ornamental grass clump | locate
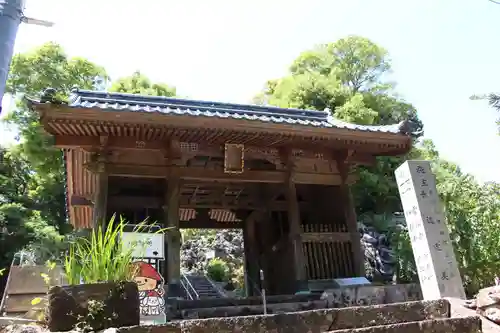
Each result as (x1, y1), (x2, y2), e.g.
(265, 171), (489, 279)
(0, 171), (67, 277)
(64, 214), (167, 285)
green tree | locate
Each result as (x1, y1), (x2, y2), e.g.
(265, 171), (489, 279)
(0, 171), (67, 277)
(0, 146), (66, 269)
(109, 71), (176, 97)
(1, 42), (177, 272)
(256, 35), (423, 215)
(4, 42), (108, 233)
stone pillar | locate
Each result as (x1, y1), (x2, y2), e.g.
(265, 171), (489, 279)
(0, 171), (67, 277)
(164, 171), (182, 298)
(395, 160), (465, 300)
(92, 154), (108, 229)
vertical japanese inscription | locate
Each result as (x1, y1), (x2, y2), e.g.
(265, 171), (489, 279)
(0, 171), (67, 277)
(395, 161), (465, 300)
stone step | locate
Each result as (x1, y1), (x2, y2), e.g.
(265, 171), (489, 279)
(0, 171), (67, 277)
(158, 299), (452, 332)
(327, 316), (481, 333)
(171, 293), (321, 310)
(176, 300), (329, 319)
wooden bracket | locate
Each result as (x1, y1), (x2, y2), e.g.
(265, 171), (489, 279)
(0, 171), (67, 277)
(278, 147), (294, 172)
(166, 138), (182, 158)
(333, 149), (355, 182)
(163, 138), (183, 166)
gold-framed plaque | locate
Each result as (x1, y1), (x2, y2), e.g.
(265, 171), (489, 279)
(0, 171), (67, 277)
(224, 143), (244, 174)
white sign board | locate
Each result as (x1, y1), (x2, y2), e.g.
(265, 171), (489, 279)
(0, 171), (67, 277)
(395, 160), (465, 300)
(122, 232), (165, 259)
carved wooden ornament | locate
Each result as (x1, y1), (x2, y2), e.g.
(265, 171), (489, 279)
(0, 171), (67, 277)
(224, 143), (245, 174)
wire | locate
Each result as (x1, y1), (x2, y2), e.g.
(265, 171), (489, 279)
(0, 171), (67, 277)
(488, 0), (500, 4)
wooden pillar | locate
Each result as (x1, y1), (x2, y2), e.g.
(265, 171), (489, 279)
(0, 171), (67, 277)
(280, 149), (307, 288)
(336, 152), (365, 277)
(92, 154), (108, 229)
(164, 169), (182, 297)
(286, 178), (307, 283)
(243, 215), (257, 297)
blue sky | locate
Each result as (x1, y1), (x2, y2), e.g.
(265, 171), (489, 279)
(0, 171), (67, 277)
(1, 0), (499, 182)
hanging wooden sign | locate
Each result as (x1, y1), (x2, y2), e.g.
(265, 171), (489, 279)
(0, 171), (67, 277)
(224, 143), (244, 174)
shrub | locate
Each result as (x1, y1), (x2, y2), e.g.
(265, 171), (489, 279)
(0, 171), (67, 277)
(206, 258), (230, 282)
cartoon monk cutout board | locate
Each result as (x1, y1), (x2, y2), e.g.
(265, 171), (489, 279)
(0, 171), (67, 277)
(132, 261), (166, 319)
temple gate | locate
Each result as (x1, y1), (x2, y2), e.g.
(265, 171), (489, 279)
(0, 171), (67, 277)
(29, 88), (412, 297)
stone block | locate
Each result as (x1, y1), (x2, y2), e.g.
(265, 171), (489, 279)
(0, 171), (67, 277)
(327, 316), (481, 333)
(385, 283), (422, 303)
(47, 282), (139, 332)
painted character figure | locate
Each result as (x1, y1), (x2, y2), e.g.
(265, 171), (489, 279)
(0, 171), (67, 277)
(132, 261), (166, 316)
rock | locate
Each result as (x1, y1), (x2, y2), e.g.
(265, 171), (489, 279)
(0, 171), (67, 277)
(362, 234), (378, 244)
(360, 215), (408, 283)
(181, 229), (244, 276)
(475, 285), (500, 324)
(0, 325), (45, 333)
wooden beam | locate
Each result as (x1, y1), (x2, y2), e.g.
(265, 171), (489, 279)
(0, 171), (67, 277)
(300, 232), (351, 243)
(105, 194), (310, 211)
(85, 163), (352, 185)
(70, 195), (92, 206)
(55, 135), (168, 151)
(179, 219), (242, 229)
(350, 152), (377, 166)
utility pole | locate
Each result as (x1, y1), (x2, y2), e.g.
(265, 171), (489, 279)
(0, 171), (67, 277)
(0, 0), (53, 113)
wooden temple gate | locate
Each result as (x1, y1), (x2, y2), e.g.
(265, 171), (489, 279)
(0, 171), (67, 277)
(30, 88), (412, 297)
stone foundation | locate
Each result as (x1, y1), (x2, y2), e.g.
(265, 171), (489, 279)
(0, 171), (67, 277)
(0, 299), (484, 333)
(169, 283), (422, 320)
(114, 299), (480, 333)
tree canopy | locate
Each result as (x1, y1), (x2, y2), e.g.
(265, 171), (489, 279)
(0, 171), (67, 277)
(255, 36), (423, 215)
(109, 71), (176, 97)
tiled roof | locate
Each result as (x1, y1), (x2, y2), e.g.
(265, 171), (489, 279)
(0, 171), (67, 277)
(53, 88), (409, 134)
